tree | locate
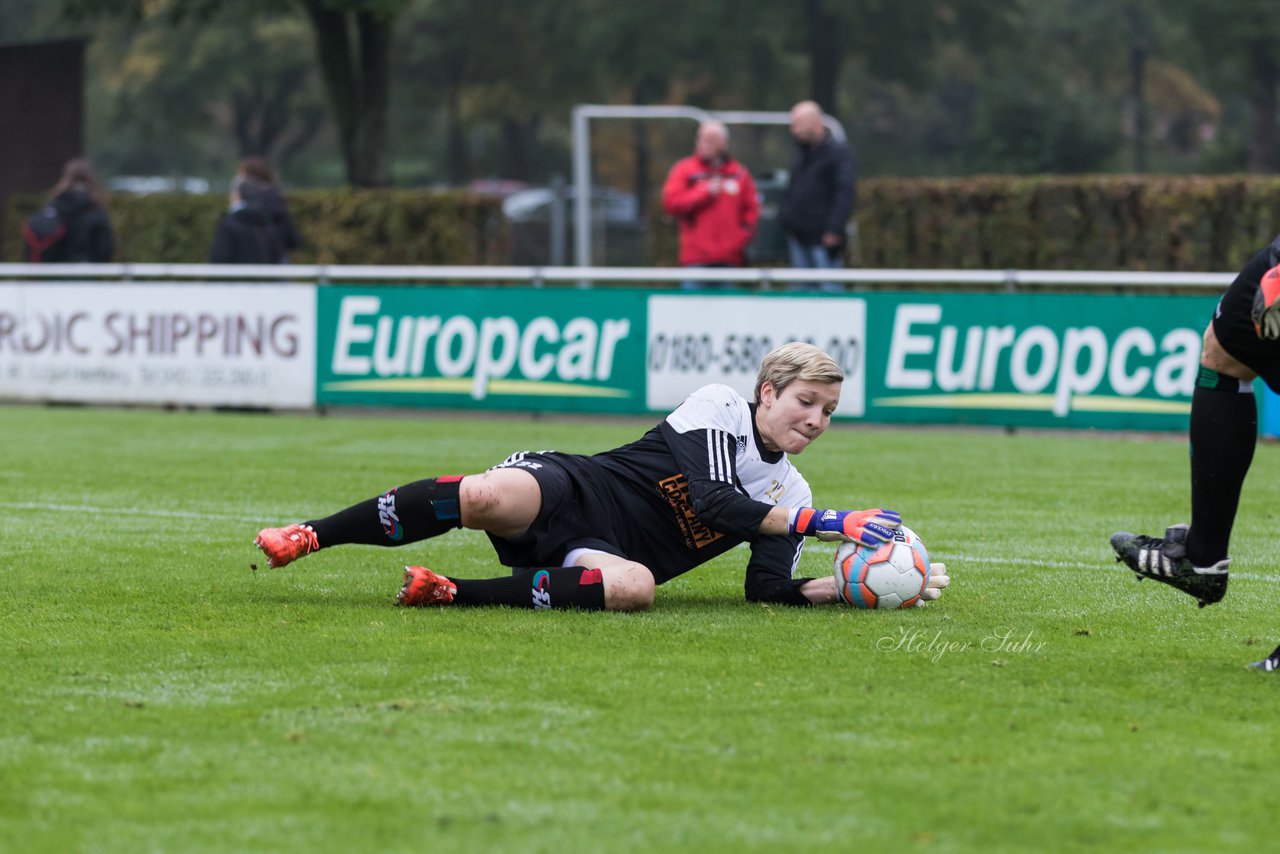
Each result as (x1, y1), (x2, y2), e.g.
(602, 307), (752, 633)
(94, 11), (328, 176)
(63, 0), (406, 186)
(298, 0), (409, 186)
(1166, 0), (1280, 172)
(787, 0), (1010, 122)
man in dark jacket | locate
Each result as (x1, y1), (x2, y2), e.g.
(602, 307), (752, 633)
(209, 176), (285, 264)
(779, 101), (855, 288)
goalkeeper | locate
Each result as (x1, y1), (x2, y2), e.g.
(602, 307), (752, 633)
(1110, 235), (1280, 670)
(255, 342), (948, 612)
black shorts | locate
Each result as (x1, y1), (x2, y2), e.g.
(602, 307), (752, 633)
(1212, 248), (1280, 392)
(485, 451), (622, 569)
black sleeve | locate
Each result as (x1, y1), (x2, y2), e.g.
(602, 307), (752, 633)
(825, 144), (856, 238)
(744, 535), (814, 606)
(659, 420), (773, 540)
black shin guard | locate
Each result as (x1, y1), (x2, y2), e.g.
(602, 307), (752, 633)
(1186, 372), (1257, 566)
(452, 567), (607, 610)
(306, 476), (464, 548)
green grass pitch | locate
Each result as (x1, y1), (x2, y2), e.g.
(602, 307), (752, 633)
(2, 403), (1278, 852)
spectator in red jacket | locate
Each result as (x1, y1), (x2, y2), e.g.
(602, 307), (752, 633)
(662, 121), (759, 289)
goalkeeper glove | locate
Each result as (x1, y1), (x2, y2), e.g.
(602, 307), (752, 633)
(1253, 263), (1280, 340)
(788, 507), (901, 547)
(914, 562), (951, 607)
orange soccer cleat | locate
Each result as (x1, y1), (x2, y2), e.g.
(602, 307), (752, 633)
(396, 565), (457, 607)
(254, 524), (320, 568)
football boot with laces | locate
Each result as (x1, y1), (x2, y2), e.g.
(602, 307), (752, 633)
(1249, 643), (1280, 672)
(396, 565), (457, 607)
(254, 524), (320, 568)
(1109, 524), (1229, 608)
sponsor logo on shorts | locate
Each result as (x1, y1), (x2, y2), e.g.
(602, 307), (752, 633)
(658, 473), (725, 550)
(531, 569), (552, 609)
(378, 488), (403, 541)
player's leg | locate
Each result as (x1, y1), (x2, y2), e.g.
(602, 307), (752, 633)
(784, 234), (812, 269)
(1110, 322), (1252, 606)
(1250, 642), (1280, 671)
(1185, 322), (1258, 567)
(576, 552), (656, 612)
(256, 469), (539, 569)
(457, 467), (543, 538)
(398, 551), (655, 612)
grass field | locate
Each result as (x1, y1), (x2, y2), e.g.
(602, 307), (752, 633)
(2, 402), (1278, 853)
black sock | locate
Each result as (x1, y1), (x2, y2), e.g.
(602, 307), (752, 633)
(452, 566), (607, 610)
(1186, 373), (1257, 566)
(306, 476), (464, 548)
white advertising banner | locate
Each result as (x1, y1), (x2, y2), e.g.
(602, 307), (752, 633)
(645, 295), (866, 417)
(0, 283), (316, 407)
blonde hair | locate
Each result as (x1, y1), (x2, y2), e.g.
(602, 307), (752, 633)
(754, 342), (843, 404)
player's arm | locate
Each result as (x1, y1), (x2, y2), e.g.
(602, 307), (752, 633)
(747, 522), (950, 608)
(743, 535), (835, 605)
(757, 504), (901, 547)
(659, 419), (774, 539)
(661, 385), (899, 543)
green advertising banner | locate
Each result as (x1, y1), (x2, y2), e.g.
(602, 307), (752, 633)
(316, 286), (648, 412)
(315, 286), (1224, 431)
(861, 292), (1221, 431)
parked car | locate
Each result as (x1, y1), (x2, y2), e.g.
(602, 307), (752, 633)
(502, 186), (639, 223)
(107, 175), (210, 195)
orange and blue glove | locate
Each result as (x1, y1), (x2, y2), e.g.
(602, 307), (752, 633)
(788, 507), (902, 546)
(1253, 263), (1280, 340)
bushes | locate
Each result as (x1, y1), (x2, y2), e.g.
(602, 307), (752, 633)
(4, 189), (508, 265)
(10, 176), (1280, 270)
(649, 174), (1280, 271)
(854, 174), (1280, 271)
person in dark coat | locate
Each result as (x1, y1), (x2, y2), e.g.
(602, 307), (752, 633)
(236, 157), (301, 260)
(779, 101), (855, 289)
(22, 158), (114, 263)
(209, 175), (285, 264)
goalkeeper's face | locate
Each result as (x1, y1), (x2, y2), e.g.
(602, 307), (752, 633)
(757, 379), (841, 454)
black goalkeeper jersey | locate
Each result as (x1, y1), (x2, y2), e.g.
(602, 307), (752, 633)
(491, 384), (817, 605)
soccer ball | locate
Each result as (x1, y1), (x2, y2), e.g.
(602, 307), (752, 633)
(834, 525), (931, 609)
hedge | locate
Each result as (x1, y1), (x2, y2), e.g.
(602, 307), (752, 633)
(3, 189), (508, 265)
(9, 176), (1280, 270)
(649, 174), (1280, 272)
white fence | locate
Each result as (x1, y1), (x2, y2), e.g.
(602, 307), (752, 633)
(0, 263), (1237, 290)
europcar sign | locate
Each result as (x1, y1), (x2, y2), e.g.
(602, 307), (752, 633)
(315, 286), (647, 412)
(0, 280), (1225, 432)
(861, 292), (1219, 430)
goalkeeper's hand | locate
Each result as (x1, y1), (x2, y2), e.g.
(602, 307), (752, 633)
(914, 562), (951, 607)
(1253, 263), (1280, 339)
(788, 507), (901, 546)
